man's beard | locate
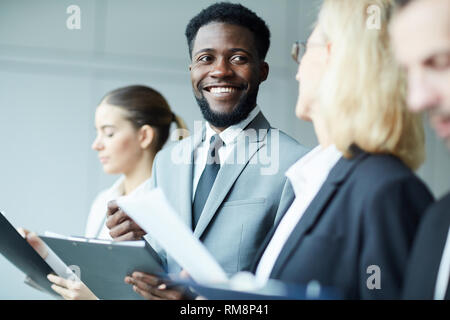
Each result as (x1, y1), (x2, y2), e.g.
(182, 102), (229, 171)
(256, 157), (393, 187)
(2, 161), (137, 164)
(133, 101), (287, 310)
(195, 86), (259, 128)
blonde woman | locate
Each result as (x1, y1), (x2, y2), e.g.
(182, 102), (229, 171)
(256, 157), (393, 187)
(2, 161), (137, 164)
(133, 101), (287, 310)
(251, 0), (434, 299)
(21, 85), (187, 299)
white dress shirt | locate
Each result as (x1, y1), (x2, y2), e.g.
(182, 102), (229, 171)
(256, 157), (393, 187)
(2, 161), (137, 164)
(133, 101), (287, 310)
(192, 105), (261, 200)
(85, 176), (151, 239)
(255, 144), (342, 283)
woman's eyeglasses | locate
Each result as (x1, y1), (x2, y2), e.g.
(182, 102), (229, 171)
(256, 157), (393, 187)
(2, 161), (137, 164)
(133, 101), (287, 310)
(291, 40), (326, 64)
(291, 41), (307, 64)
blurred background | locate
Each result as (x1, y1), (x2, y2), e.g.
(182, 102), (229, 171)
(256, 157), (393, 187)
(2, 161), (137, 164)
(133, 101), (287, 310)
(0, 0), (449, 299)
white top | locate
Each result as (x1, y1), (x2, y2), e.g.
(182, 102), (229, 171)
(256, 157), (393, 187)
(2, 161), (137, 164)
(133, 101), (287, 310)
(42, 176), (152, 281)
(85, 176), (151, 239)
(255, 145), (342, 283)
(434, 226), (450, 300)
(192, 105), (261, 200)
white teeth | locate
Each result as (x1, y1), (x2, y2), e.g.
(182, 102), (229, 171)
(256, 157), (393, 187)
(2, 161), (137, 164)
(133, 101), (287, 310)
(210, 87), (237, 94)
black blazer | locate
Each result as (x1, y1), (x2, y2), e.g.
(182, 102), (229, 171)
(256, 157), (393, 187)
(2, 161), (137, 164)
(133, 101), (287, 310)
(252, 149), (434, 299)
(402, 193), (450, 299)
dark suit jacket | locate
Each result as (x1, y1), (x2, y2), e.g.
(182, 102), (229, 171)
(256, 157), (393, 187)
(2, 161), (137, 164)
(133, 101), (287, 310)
(252, 149), (434, 299)
(402, 192), (450, 299)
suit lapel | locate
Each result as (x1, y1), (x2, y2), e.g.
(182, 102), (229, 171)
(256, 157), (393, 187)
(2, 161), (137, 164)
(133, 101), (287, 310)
(270, 148), (369, 278)
(269, 182), (339, 278)
(193, 112), (271, 239)
(251, 181), (295, 272)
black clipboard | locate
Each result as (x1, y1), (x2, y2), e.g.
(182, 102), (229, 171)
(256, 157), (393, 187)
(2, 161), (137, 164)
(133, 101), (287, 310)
(0, 212), (58, 298)
(40, 235), (166, 300)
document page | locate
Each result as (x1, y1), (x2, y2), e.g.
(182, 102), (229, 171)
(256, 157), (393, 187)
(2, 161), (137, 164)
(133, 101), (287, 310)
(116, 188), (228, 284)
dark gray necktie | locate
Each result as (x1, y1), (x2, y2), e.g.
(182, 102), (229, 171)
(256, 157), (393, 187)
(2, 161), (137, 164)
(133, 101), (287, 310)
(192, 134), (224, 230)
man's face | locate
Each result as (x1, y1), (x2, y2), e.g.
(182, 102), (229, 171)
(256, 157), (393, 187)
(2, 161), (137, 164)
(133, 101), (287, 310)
(189, 22), (269, 129)
(391, 0), (450, 146)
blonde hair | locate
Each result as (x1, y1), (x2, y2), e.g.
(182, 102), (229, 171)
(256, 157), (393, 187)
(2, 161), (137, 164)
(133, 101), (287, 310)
(316, 0), (425, 170)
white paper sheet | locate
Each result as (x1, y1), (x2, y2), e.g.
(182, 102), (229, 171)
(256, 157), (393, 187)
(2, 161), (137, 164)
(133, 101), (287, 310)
(116, 188), (228, 284)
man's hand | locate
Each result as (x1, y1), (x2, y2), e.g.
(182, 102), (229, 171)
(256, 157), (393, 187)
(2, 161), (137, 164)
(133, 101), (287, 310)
(17, 228), (48, 259)
(124, 272), (187, 300)
(106, 200), (146, 241)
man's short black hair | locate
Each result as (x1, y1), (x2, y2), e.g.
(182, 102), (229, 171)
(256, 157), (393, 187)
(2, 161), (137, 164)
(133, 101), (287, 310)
(185, 2), (271, 60)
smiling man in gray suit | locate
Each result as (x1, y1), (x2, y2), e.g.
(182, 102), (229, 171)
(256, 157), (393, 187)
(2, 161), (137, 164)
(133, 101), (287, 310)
(106, 2), (307, 300)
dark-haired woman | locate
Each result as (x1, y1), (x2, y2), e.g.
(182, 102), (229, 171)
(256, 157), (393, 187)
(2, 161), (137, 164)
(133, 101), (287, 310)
(86, 85), (187, 239)
(20, 85), (187, 299)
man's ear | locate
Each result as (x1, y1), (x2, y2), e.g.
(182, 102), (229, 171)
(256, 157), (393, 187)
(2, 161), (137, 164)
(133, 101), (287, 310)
(259, 61), (269, 82)
(189, 64), (192, 72)
(139, 125), (155, 149)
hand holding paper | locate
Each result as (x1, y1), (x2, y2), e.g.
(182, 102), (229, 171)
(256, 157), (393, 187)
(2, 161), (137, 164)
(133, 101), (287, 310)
(106, 200), (146, 241)
(124, 271), (188, 300)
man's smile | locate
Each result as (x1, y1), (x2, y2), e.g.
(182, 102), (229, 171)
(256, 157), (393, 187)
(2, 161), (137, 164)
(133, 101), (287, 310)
(202, 83), (246, 100)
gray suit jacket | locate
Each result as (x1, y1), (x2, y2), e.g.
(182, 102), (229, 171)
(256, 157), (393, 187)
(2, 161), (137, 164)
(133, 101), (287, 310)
(146, 112), (308, 274)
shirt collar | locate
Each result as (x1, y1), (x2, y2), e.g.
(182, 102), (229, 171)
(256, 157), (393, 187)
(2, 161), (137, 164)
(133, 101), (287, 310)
(205, 105), (260, 146)
(286, 144), (343, 197)
(111, 175), (151, 198)
(109, 176), (126, 197)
